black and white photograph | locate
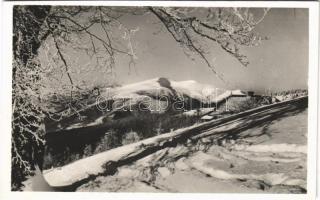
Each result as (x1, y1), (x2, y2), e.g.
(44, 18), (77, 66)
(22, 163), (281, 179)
(0, 1), (319, 199)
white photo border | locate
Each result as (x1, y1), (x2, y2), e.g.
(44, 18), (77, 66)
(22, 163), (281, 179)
(0, 1), (318, 200)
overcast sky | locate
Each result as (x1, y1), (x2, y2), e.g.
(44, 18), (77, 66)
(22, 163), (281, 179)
(43, 7), (308, 93)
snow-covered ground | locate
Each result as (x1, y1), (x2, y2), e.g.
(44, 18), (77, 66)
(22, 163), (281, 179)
(76, 106), (308, 193)
(36, 97), (308, 193)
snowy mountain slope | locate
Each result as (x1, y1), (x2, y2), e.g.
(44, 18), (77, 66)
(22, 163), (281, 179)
(47, 77), (245, 132)
(110, 78), (173, 99)
(104, 77), (241, 104)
